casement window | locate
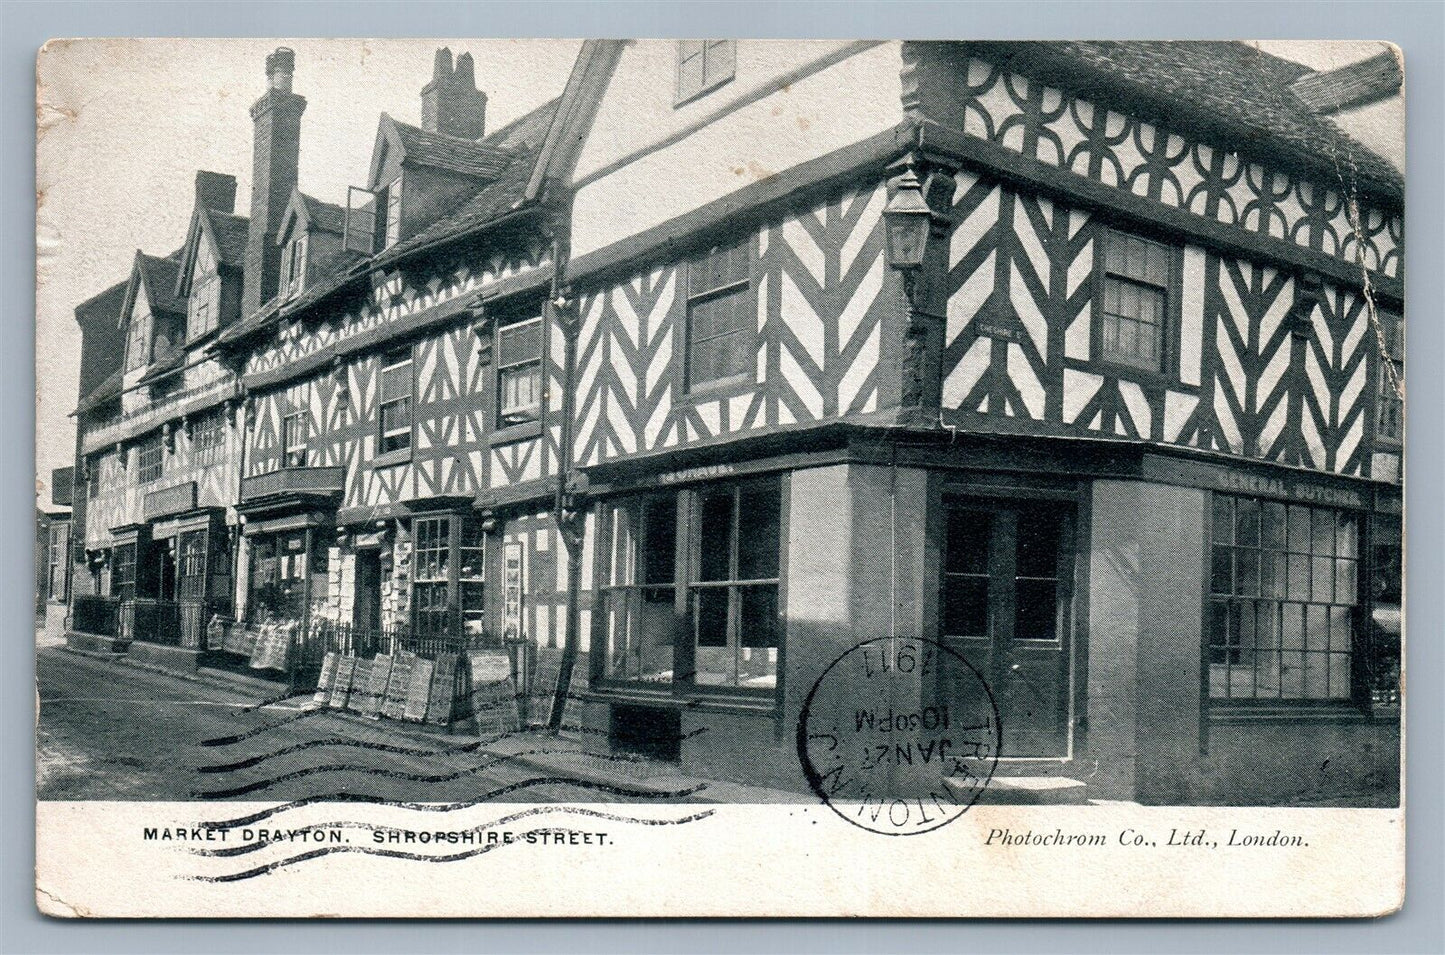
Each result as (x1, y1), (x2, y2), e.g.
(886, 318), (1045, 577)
(676, 40), (736, 103)
(685, 240), (753, 391)
(1374, 309), (1404, 445)
(1098, 228), (1177, 373)
(596, 476), (783, 694)
(282, 403), (307, 468)
(283, 233), (307, 296)
(410, 514), (486, 643)
(344, 186), (378, 255)
(126, 312), (149, 371)
(497, 316), (543, 425)
(1208, 494), (1361, 702)
(111, 543), (137, 600)
(599, 494), (679, 684)
(191, 408), (226, 465)
(383, 176), (403, 249)
(379, 349), (414, 454)
(188, 242), (221, 339)
(136, 433), (164, 485)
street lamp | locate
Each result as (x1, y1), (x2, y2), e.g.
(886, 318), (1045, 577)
(883, 167), (933, 271)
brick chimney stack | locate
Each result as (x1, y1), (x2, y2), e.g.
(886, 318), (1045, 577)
(194, 170), (237, 213)
(421, 48), (487, 139)
(243, 46), (306, 316)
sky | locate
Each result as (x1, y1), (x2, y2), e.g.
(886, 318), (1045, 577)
(33, 39), (1404, 510)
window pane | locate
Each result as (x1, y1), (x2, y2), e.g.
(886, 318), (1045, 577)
(1235, 547), (1258, 596)
(1287, 552), (1310, 600)
(1327, 605), (1352, 652)
(1210, 546), (1232, 595)
(1280, 602), (1304, 649)
(1328, 654), (1351, 699)
(1336, 513), (1358, 559)
(947, 508), (992, 575)
(739, 585), (777, 648)
(1234, 497), (1260, 547)
(1262, 501), (1286, 549)
(1211, 495), (1233, 544)
(642, 499), (676, 585)
(1015, 509), (1060, 579)
(1335, 558), (1357, 606)
(1014, 578), (1058, 641)
(944, 578), (989, 638)
(498, 320), (543, 366)
(736, 480), (781, 580)
(381, 360), (411, 401)
(697, 491), (734, 582)
(1287, 505), (1311, 552)
(695, 587), (728, 647)
(1311, 557), (1334, 603)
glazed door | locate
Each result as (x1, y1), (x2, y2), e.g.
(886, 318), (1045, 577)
(940, 498), (1075, 758)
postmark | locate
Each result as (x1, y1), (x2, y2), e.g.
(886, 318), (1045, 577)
(797, 637), (1000, 835)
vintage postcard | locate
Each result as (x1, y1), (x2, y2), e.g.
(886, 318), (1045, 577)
(35, 38), (1405, 918)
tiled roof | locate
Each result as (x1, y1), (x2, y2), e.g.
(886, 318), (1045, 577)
(75, 365), (124, 414)
(209, 211), (250, 268)
(393, 119), (517, 179)
(300, 193), (346, 235)
(138, 253), (184, 315)
(373, 99), (558, 267)
(980, 41), (1403, 202)
(217, 98), (559, 349)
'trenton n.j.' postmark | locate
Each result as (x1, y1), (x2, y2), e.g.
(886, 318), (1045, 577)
(797, 637), (1000, 835)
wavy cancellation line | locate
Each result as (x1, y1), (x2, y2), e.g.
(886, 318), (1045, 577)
(199, 776), (712, 830)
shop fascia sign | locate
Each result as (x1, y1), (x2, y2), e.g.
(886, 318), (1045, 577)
(1213, 469), (1364, 509)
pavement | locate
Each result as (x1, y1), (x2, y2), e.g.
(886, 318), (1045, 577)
(37, 639), (801, 805)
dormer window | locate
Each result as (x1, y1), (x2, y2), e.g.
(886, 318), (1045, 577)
(497, 315), (543, 425)
(125, 309), (149, 371)
(284, 233), (308, 296)
(187, 240), (221, 339)
(383, 175), (403, 249)
(676, 40), (735, 104)
(344, 174), (404, 255)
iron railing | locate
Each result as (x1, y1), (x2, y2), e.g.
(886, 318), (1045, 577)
(70, 594), (121, 638)
(119, 598), (213, 649)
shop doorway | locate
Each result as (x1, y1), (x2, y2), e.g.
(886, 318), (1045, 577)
(939, 497), (1075, 759)
(354, 548), (382, 633)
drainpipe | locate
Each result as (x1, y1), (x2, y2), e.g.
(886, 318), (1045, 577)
(547, 217), (584, 733)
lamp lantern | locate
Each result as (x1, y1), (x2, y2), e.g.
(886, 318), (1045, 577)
(884, 167), (932, 270)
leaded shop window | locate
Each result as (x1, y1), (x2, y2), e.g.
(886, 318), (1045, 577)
(459, 517), (485, 640)
(676, 40), (735, 103)
(111, 543), (137, 600)
(282, 404), (307, 468)
(690, 478), (781, 690)
(379, 349), (413, 454)
(411, 515), (452, 641)
(247, 532), (308, 625)
(1375, 309), (1404, 445)
(1099, 228), (1174, 373)
(497, 316), (543, 425)
(1208, 494), (1361, 702)
(599, 494), (678, 685)
(685, 240), (752, 391)
(191, 408), (226, 465)
(136, 433), (163, 485)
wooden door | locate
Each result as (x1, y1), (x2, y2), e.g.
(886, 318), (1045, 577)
(940, 497), (1075, 758)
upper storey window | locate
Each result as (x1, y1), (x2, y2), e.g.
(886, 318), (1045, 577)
(283, 233), (307, 297)
(344, 174), (404, 255)
(676, 40), (735, 105)
(1374, 309), (1403, 446)
(125, 309), (149, 371)
(685, 239), (752, 392)
(188, 241), (221, 339)
(497, 316), (543, 425)
(379, 348), (414, 454)
(1097, 228), (1178, 374)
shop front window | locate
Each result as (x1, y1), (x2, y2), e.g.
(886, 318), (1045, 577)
(409, 513), (486, 644)
(177, 530), (207, 602)
(595, 475), (783, 695)
(690, 480), (780, 689)
(111, 543), (137, 600)
(599, 494), (678, 685)
(1208, 494), (1361, 702)
(247, 532), (310, 625)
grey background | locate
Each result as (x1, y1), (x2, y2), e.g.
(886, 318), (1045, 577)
(5, 0), (1441, 951)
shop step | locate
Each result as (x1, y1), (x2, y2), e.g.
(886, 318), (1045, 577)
(949, 775), (1089, 805)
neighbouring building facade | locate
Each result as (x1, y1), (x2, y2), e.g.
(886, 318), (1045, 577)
(63, 40), (1403, 806)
